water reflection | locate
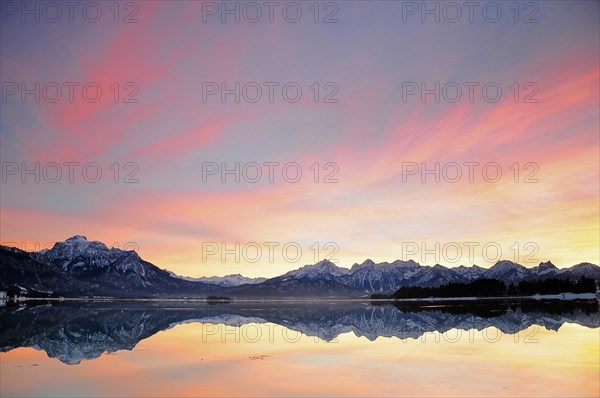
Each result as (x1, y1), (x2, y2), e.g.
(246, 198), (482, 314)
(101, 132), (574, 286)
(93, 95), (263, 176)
(1, 299), (598, 365)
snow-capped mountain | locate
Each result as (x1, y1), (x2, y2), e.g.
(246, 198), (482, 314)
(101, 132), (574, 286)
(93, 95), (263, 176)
(349, 259), (377, 273)
(225, 259), (356, 297)
(528, 261), (560, 278)
(453, 264), (487, 281)
(485, 260), (529, 284)
(564, 263), (600, 279)
(182, 274), (267, 287)
(341, 259), (421, 292)
(278, 259), (351, 281)
(42, 235), (147, 277)
(18, 236), (223, 296)
(405, 264), (465, 287)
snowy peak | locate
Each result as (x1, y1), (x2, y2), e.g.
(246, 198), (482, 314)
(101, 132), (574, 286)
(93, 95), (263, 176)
(55, 235), (106, 253)
(343, 259), (422, 293)
(529, 261), (559, 277)
(454, 264), (487, 281)
(390, 259), (420, 269)
(491, 260), (527, 270)
(42, 235), (140, 273)
(66, 235), (88, 242)
(281, 259), (350, 281)
(566, 263), (600, 279)
(456, 264), (484, 270)
(539, 261), (557, 270)
(486, 260), (529, 284)
(183, 274), (268, 287)
(350, 259), (375, 272)
(349, 259), (419, 274)
(407, 264), (464, 286)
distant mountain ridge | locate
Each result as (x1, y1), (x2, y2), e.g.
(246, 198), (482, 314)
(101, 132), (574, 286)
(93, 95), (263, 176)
(1, 236), (599, 298)
(174, 273), (268, 287)
(258, 258), (600, 295)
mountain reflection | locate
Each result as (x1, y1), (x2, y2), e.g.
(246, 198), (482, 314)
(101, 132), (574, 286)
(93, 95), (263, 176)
(1, 299), (598, 364)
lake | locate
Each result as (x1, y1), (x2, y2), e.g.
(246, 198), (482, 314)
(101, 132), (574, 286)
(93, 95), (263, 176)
(1, 299), (599, 397)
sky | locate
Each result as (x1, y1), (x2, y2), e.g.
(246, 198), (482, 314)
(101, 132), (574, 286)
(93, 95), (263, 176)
(1, 1), (598, 278)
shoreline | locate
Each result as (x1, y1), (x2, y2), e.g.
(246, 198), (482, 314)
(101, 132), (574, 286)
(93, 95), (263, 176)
(372, 292), (599, 302)
(1, 292), (598, 304)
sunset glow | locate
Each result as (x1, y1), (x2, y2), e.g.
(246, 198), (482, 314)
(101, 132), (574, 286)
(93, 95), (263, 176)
(2, 322), (598, 397)
(1, 2), (598, 279)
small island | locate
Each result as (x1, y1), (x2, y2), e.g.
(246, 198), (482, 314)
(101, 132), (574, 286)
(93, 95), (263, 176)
(205, 296), (233, 304)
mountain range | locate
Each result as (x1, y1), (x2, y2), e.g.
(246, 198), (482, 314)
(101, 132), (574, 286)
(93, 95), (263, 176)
(1, 236), (599, 298)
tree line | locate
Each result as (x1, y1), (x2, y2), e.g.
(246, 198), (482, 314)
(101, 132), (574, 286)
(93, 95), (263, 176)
(370, 277), (597, 299)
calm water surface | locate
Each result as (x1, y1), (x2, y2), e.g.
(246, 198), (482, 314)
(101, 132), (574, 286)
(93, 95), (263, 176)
(1, 300), (599, 397)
